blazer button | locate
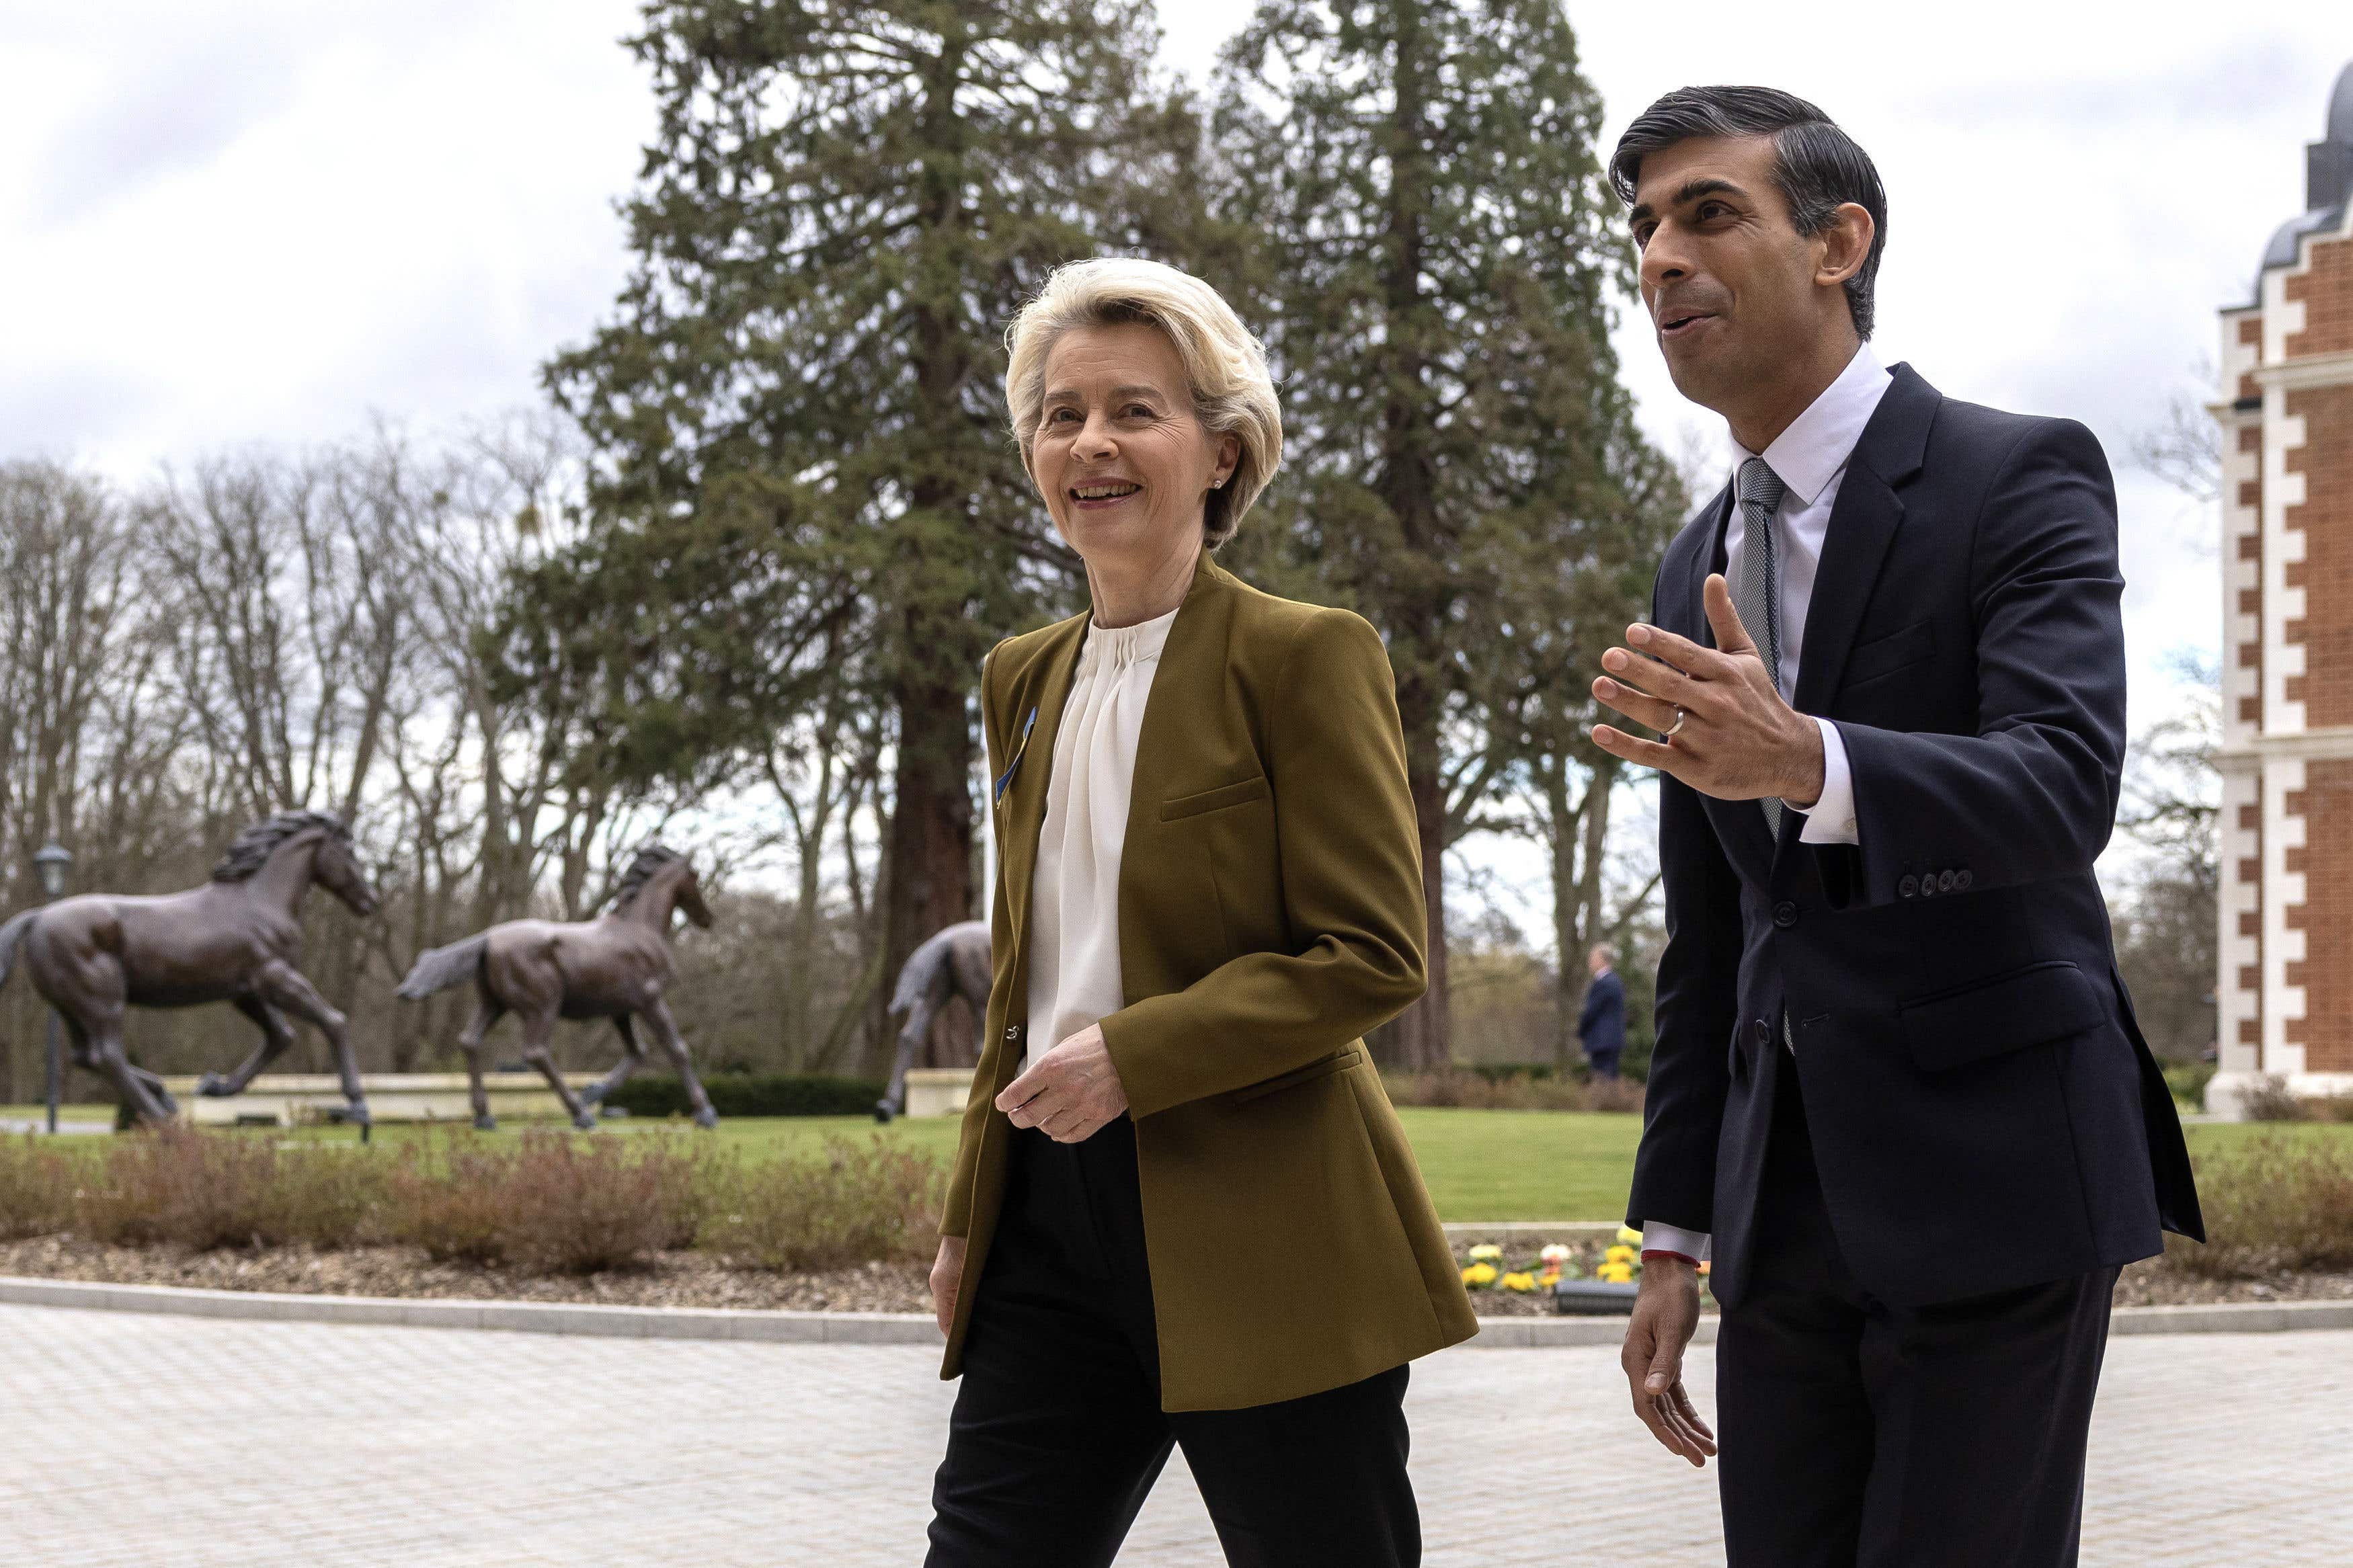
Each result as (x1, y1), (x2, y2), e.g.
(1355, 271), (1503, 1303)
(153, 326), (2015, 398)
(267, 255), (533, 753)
(1954, 868), (1973, 891)
(1937, 870), (1958, 893)
(1918, 875), (1937, 899)
(1772, 900), (1799, 929)
(1897, 874), (1918, 899)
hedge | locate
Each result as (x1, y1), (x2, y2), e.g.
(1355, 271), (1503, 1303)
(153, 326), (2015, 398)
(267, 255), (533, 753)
(601, 1073), (887, 1119)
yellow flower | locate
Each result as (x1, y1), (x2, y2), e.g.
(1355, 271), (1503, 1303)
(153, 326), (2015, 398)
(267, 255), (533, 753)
(1596, 1262), (1634, 1284)
(1467, 1243), (1504, 1262)
(1603, 1244), (1637, 1265)
(1461, 1262), (1499, 1287)
(1616, 1225), (1644, 1247)
(1500, 1271), (1538, 1292)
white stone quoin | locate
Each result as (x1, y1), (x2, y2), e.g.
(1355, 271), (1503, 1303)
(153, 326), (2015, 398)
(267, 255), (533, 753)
(2205, 62), (2353, 1118)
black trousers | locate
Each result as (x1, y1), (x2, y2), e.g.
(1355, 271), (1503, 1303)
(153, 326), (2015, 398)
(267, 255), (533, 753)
(926, 1117), (1420, 1568)
(1717, 1055), (2119, 1568)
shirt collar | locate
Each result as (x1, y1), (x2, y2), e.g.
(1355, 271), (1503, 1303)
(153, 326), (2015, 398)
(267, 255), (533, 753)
(1730, 343), (1892, 508)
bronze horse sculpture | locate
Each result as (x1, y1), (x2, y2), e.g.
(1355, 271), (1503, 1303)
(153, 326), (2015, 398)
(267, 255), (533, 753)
(875, 919), (991, 1122)
(0, 811), (381, 1127)
(396, 843), (719, 1130)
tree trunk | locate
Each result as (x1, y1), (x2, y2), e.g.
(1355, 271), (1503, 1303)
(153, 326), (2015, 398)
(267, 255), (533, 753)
(1383, 683), (1451, 1071)
(879, 655), (975, 1077)
(1375, 6), (1449, 1072)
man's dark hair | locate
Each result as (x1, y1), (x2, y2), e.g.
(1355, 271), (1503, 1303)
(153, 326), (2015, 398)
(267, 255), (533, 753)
(1609, 86), (1888, 339)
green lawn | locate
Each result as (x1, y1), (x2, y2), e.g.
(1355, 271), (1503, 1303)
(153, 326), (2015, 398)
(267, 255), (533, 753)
(14, 1103), (2352, 1226)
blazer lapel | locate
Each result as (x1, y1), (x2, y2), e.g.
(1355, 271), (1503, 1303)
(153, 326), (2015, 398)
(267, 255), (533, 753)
(1790, 363), (1938, 716)
(999, 616), (1088, 951)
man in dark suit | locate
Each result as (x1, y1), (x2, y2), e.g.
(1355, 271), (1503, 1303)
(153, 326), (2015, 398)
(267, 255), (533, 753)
(1577, 944), (1627, 1081)
(1585, 87), (2202, 1567)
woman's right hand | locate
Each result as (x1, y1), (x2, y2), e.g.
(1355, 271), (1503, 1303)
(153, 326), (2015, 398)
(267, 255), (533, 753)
(930, 1235), (968, 1336)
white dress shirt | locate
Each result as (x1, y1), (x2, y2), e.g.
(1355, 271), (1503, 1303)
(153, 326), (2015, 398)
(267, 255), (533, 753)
(1644, 343), (1892, 1267)
(1022, 606), (1178, 1069)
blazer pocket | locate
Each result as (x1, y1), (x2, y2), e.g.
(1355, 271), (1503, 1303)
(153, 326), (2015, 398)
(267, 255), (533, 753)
(1225, 1044), (1364, 1103)
(1841, 618), (1936, 690)
(1899, 960), (2106, 1073)
(1161, 773), (1271, 821)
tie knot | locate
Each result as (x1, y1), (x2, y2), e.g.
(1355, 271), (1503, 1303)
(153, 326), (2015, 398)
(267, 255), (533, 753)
(1737, 456), (1786, 512)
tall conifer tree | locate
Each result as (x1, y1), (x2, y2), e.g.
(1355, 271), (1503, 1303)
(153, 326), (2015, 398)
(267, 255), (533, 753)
(540, 1), (1207, 1044)
(1213, 0), (1658, 1067)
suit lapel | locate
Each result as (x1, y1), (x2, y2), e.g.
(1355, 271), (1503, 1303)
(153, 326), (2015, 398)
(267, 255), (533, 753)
(1791, 364), (1938, 715)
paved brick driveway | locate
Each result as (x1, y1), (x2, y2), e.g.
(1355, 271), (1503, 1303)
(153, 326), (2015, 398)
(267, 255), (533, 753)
(0, 1305), (2343, 1565)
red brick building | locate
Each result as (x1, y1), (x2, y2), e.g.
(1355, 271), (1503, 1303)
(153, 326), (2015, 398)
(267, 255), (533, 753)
(2210, 63), (2353, 1116)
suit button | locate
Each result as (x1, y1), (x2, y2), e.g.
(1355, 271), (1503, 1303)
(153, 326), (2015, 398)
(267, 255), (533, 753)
(1753, 1018), (1773, 1048)
(1938, 870), (1958, 893)
(1772, 901), (1799, 928)
(1897, 874), (1918, 899)
(1917, 874), (1936, 899)
(1954, 868), (1973, 891)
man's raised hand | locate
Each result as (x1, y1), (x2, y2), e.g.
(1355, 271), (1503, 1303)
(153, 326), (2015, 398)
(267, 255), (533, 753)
(1590, 575), (1826, 808)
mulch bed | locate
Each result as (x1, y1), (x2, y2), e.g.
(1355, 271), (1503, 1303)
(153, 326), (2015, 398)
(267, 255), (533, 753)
(4, 1234), (2346, 1321)
(0, 1236), (936, 1315)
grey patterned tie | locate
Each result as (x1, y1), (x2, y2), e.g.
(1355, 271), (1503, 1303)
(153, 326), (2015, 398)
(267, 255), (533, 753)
(1732, 457), (1788, 835)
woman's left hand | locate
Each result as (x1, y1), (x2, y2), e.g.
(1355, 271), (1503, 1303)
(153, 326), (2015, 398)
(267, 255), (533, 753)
(996, 1024), (1129, 1143)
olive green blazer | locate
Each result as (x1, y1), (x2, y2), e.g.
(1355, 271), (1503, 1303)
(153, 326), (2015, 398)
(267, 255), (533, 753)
(939, 552), (1477, 1413)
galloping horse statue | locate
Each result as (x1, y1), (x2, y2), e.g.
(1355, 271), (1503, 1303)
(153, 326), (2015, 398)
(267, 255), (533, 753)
(0, 811), (380, 1127)
(396, 843), (719, 1130)
(875, 919), (991, 1122)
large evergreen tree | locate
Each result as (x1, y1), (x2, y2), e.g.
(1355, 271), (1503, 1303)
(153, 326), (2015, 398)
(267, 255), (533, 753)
(539, 1), (1208, 1050)
(1212, 0), (1659, 1067)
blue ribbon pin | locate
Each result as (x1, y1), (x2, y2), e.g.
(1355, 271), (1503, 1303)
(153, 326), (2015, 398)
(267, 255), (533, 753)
(993, 706), (1039, 805)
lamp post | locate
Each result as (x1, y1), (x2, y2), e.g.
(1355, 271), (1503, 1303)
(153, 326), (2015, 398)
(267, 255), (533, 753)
(33, 844), (70, 1134)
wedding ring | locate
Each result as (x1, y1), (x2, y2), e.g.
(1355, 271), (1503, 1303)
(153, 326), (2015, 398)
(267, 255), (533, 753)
(1666, 706), (1688, 738)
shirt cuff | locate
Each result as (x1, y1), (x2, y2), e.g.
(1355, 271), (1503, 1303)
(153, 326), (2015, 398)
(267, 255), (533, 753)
(1640, 1222), (1712, 1264)
(1790, 716), (1859, 845)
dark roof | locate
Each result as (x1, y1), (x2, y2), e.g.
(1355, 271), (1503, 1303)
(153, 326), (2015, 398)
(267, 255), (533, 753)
(2247, 61), (2353, 301)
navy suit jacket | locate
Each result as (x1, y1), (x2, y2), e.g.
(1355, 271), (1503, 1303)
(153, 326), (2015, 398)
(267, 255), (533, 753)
(1624, 364), (2202, 1311)
(1579, 970), (1626, 1057)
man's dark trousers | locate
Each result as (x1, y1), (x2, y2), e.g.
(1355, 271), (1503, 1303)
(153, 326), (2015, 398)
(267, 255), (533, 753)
(1717, 1046), (2117, 1568)
(1586, 1046), (1622, 1081)
(926, 1117), (1419, 1567)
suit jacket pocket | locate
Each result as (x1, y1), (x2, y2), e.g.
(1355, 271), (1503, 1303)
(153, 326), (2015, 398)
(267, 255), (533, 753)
(1899, 960), (2106, 1073)
(1841, 618), (1936, 690)
(1162, 774), (1271, 821)
(1225, 1044), (1364, 1104)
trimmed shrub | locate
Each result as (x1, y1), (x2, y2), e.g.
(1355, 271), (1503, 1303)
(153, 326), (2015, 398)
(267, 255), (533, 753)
(387, 1130), (715, 1274)
(0, 1134), (78, 1240)
(77, 1128), (392, 1250)
(2162, 1132), (2353, 1280)
(602, 1073), (886, 1119)
(1383, 1070), (1644, 1114)
(703, 1137), (943, 1272)
(2237, 1074), (2353, 1123)
(2163, 1061), (2217, 1109)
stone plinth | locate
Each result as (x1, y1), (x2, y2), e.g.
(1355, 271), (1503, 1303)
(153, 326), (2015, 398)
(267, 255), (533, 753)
(904, 1068), (975, 1118)
(159, 1073), (604, 1128)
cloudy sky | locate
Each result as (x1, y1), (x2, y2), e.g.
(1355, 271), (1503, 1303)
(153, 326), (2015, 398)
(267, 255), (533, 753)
(5, 1), (2344, 741)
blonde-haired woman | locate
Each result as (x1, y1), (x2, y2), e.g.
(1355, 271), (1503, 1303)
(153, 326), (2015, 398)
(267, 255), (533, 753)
(922, 257), (1474, 1567)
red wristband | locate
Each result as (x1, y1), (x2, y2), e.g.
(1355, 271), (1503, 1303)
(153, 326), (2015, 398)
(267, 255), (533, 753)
(1641, 1249), (1698, 1267)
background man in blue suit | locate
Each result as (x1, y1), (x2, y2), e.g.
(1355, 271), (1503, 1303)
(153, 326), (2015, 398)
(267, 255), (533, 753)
(1577, 944), (1626, 1081)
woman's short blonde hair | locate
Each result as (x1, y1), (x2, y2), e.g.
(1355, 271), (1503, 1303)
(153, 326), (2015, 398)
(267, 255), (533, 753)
(1004, 257), (1281, 548)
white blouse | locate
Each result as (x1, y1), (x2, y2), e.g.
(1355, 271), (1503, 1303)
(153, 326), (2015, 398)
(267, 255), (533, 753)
(1022, 606), (1179, 1069)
